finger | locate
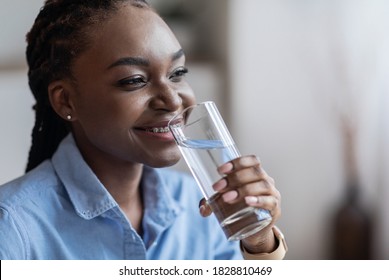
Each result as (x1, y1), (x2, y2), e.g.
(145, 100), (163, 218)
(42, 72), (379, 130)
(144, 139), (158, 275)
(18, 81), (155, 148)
(221, 179), (274, 203)
(216, 166), (276, 204)
(221, 180), (279, 204)
(220, 166), (271, 191)
(199, 198), (213, 217)
(213, 164), (273, 194)
(244, 192), (282, 220)
(216, 155), (274, 191)
(217, 155), (260, 174)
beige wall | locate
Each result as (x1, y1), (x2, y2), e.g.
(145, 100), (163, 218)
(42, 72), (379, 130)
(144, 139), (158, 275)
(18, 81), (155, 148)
(0, 71), (34, 182)
(228, 0), (389, 259)
(0, 0), (43, 182)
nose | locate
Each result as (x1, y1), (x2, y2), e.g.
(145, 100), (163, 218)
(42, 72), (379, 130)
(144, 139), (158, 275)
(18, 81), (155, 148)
(149, 81), (183, 112)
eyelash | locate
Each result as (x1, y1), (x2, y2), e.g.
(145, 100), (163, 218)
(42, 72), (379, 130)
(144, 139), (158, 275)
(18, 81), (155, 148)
(169, 67), (189, 81)
(117, 67), (189, 90)
(118, 76), (146, 87)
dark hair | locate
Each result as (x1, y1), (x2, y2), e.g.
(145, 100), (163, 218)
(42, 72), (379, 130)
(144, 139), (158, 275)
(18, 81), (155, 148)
(25, 0), (150, 172)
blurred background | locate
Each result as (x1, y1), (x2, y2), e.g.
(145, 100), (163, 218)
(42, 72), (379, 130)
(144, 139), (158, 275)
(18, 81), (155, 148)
(1, 0), (388, 259)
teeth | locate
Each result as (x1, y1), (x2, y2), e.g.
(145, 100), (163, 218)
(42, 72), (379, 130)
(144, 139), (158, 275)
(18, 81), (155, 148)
(151, 126), (170, 133)
(147, 124), (181, 133)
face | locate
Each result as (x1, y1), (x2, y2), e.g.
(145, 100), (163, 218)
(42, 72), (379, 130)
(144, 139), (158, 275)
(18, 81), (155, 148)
(65, 4), (196, 168)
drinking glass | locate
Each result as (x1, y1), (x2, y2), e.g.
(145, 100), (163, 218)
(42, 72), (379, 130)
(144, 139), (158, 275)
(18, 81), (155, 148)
(169, 101), (272, 240)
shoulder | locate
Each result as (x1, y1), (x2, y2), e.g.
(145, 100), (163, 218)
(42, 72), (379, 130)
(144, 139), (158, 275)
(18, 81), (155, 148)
(0, 160), (63, 259)
(0, 160), (59, 207)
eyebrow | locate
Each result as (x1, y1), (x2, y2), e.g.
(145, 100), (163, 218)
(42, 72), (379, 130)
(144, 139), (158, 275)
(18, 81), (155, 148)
(107, 49), (185, 69)
(172, 49), (185, 61)
(107, 57), (149, 69)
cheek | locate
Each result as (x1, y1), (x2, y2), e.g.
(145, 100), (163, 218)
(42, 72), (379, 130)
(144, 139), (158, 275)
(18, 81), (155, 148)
(73, 89), (143, 137)
(179, 83), (197, 107)
(72, 95), (147, 163)
(76, 100), (114, 130)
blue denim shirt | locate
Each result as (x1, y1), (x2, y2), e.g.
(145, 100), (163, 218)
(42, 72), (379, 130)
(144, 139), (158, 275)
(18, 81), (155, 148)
(0, 134), (241, 260)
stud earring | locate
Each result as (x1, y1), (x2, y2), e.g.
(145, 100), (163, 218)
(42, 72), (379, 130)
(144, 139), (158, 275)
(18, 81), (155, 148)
(66, 114), (72, 120)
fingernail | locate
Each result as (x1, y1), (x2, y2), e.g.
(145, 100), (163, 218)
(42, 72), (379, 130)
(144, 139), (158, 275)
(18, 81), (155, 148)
(245, 196), (257, 205)
(199, 205), (206, 215)
(218, 162), (233, 174)
(222, 190), (238, 202)
(213, 179), (227, 191)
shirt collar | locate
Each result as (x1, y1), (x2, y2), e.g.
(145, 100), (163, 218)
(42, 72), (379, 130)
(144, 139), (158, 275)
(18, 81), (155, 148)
(141, 166), (182, 222)
(140, 166), (183, 247)
(51, 134), (182, 226)
(52, 134), (118, 219)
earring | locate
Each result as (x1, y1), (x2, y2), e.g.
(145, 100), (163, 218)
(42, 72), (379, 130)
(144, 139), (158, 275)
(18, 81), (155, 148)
(66, 114), (72, 120)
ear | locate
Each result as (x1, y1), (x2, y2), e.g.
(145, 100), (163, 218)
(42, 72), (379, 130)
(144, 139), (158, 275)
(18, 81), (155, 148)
(48, 80), (77, 121)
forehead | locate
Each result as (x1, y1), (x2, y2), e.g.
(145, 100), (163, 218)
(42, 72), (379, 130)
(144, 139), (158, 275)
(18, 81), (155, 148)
(82, 4), (181, 64)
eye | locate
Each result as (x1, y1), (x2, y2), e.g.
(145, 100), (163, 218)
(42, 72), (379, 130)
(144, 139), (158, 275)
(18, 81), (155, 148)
(117, 75), (147, 90)
(169, 67), (188, 82)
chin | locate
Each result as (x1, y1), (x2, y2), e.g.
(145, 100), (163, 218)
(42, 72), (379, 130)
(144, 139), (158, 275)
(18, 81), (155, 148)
(145, 152), (182, 168)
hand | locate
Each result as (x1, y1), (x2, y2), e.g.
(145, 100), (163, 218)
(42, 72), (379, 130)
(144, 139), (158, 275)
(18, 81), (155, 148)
(199, 155), (281, 254)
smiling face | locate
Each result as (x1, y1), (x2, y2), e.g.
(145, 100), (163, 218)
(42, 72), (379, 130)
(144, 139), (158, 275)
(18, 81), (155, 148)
(59, 4), (196, 168)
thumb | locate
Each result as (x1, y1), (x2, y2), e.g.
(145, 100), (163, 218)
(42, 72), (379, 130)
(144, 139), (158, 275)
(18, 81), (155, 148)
(199, 198), (213, 217)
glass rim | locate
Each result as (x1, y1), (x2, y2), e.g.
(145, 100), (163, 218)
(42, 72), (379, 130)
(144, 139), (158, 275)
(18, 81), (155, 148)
(168, 101), (216, 128)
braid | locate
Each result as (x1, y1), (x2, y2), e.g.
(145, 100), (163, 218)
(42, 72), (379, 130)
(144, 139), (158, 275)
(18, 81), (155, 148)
(25, 0), (149, 172)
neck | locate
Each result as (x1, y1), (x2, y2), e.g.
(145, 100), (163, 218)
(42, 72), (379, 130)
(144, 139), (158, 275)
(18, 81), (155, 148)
(72, 131), (144, 202)
(72, 131), (146, 233)
(85, 154), (145, 233)
(85, 154), (144, 206)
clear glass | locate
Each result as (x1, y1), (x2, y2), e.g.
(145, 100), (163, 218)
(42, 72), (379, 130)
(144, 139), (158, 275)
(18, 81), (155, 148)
(169, 101), (272, 240)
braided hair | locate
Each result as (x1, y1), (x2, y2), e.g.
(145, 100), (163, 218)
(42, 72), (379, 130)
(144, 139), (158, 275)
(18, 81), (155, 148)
(25, 0), (150, 172)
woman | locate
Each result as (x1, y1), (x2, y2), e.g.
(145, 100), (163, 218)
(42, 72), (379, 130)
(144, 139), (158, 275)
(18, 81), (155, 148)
(0, 0), (286, 259)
